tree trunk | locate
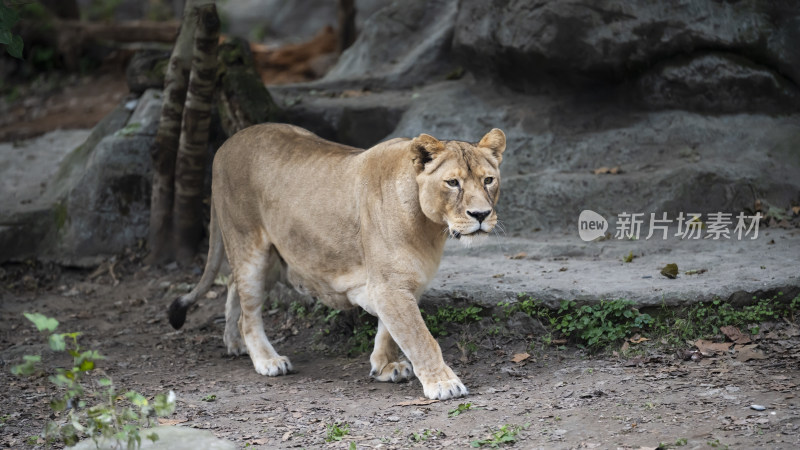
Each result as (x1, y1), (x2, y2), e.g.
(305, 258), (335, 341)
(337, 0), (356, 53)
(217, 38), (282, 136)
(147, 0), (211, 264)
(173, 3), (220, 264)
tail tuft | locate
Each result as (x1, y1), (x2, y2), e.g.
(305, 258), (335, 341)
(168, 297), (189, 329)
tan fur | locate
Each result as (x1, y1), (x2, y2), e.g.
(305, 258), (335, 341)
(170, 123), (506, 400)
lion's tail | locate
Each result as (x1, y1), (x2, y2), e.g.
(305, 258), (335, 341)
(167, 199), (225, 329)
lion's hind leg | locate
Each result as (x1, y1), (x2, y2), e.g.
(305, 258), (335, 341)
(369, 319), (414, 382)
(223, 280), (247, 356)
(228, 238), (292, 376)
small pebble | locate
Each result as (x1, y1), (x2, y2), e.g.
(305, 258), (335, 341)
(386, 415), (400, 422)
(750, 404), (766, 411)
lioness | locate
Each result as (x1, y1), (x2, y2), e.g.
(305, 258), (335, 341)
(168, 123), (506, 400)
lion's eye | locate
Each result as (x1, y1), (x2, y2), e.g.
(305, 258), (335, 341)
(484, 177), (494, 185)
(446, 179), (460, 188)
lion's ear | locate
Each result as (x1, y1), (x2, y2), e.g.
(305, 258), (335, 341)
(412, 133), (445, 172)
(478, 128), (506, 164)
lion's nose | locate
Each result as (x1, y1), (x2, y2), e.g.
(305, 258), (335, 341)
(467, 210), (491, 223)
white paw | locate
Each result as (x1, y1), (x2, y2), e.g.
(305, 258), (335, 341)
(423, 378), (468, 400)
(252, 355), (293, 376)
(370, 360), (414, 382)
(223, 330), (248, 356)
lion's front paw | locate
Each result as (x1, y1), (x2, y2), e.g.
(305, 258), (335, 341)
(422, 378), (468, 400)
(370, 360), (414, 382)
(252, 356), (293, 376)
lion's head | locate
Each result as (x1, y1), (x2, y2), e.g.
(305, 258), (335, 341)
(412, 129), (506, 244)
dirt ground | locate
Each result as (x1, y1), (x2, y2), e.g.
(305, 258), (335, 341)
(1, 256), (798, 450)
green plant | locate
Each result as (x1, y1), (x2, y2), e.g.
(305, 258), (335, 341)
(325, 422), (350, 442)
(623, 251), (634, 263)
(784, 294), (800, 323)
(349, 316), (377, 355)
(707, 439), (729, 449)
(0, 1), (23, 58)
(201, 394), (217, 402)
(289, 301), (307, 319)
(470, 423), (528, 448)
(554, 299), (653, 348)
(410, 429), (442, 442)
(448, 402), (472, 417)
(422, 305), (483, 337)
(11, 313), (176, 448)
(669, 294), (787, 338)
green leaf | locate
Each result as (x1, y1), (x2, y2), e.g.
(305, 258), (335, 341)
(6, 34), (22, 59)
(49, 397), (67, 411)
(153, 391), (177, 416)
(98, 378), (113, 387)
(49, 333), (66, 351)
(11, 355), (40, 376)
(147, 433), (160, 443)
(23, 313), (59, 332)
(78, 359), (94, 371)
(125, 391), (148, 407)
(0, 29), (11, 45)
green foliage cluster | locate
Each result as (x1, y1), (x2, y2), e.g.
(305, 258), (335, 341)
(422, 305), (483, 337)
(470, 423), (528, 448)
(11, 313), (176, 448)
(505, 296), (653, 349)
(509, 292), (799, 350)
(0, 1), (24, 58)
(410, 429), (443, 442)
(654, 293), (799, 342)
(349, 312), (377, 355)
(325, 421), (350, 442)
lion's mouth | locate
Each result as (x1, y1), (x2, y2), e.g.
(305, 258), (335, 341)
(450, 229), (488, 239)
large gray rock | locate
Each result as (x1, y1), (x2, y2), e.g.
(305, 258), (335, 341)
(54, 90), (161, 265)
(321, 0), (458, 88)
(68, 426), (235, 450)
(0, 89), (162, 266)
(425, 230), (800, 310)
(381, 78), (800, 233)
(635, 52), (800, 113)
(453, 0), (800, 89)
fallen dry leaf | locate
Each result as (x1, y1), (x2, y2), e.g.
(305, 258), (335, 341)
(792, 206), (800, 216)
(395, 398), (439, 406)
(684, 268), (707, 275)
(593, 166), (621, 175)
(660, 263), (679, 279)
(157, 418), (188, 425)
(694, 339), (732, 356)
(620, 341), (630, 353)
(735, 344), (767, 362)
(629, 336), (650, 344)
(720, 325), (752, 345)
(511, 352), (530, 363)
(508, 252), (527, 260)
